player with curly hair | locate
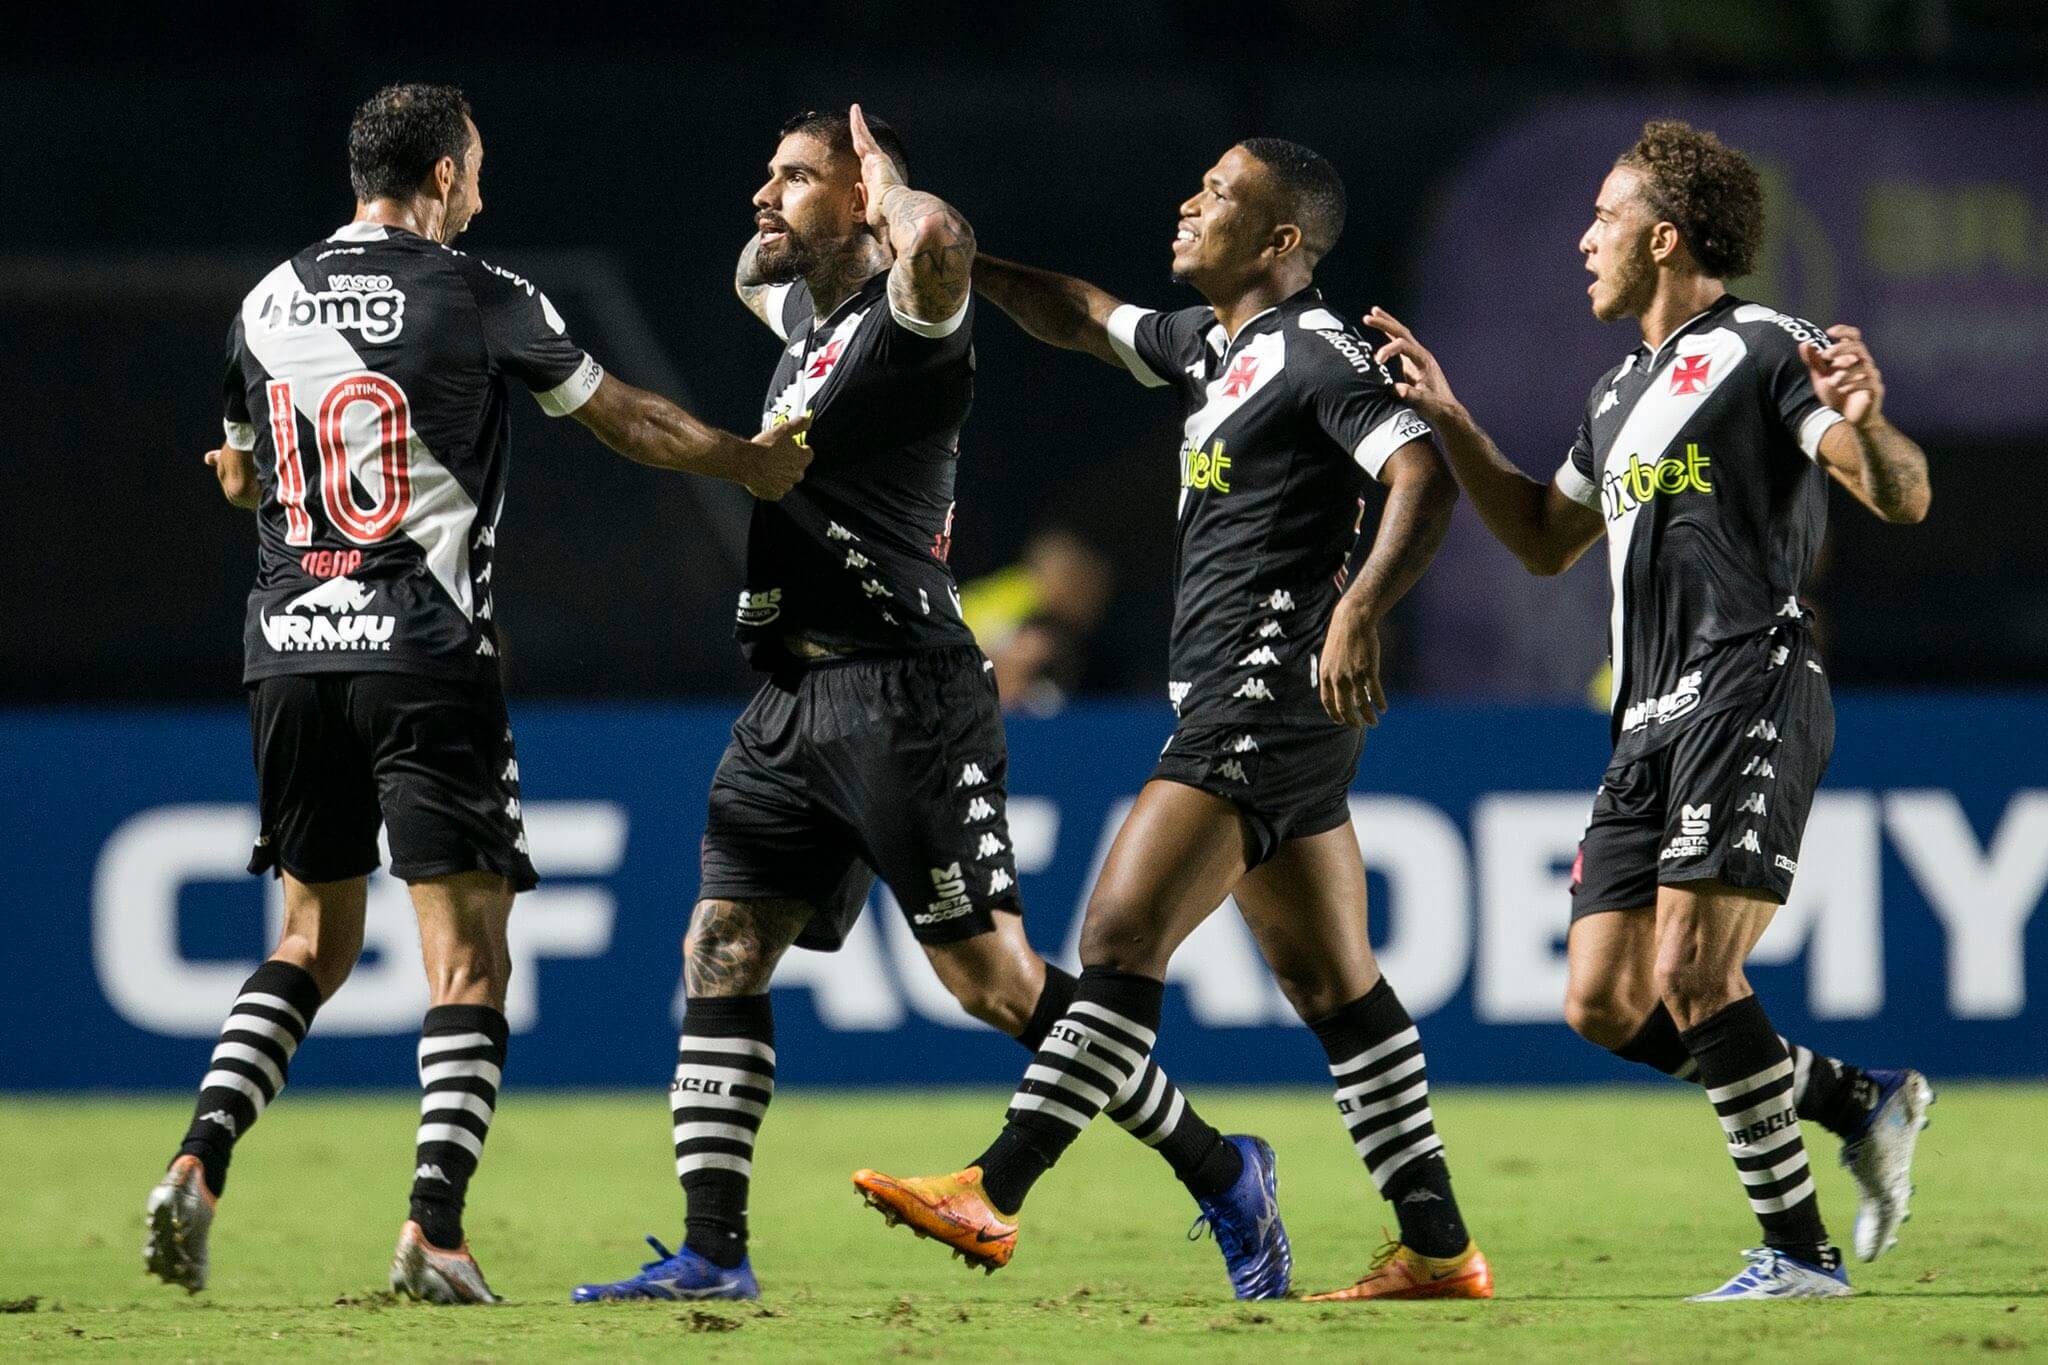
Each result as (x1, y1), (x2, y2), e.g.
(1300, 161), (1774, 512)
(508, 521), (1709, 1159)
(1361, 120), (1935, 1300)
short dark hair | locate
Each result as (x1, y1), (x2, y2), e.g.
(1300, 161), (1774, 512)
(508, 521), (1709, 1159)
(1236, 138), (1347, 260)
(1615, 120), (1764, 280)
(348, 83), (474, 203)
(777, 109), (909, 180)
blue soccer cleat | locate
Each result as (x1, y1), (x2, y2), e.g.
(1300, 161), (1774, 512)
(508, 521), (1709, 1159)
(1186, 1134), (1292, 1300)
(571, 1236), (760, 1302)
(1688, 1247), (1852, 1301)
(1840, 1067), (1934, 1262)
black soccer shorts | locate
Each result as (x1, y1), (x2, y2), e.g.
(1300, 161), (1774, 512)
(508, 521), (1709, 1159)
(247, 673), (537, 891)
(1572, 635), (1835, 919)
(1150, 719), (1365, 867)
(697, 645), (1022, 951)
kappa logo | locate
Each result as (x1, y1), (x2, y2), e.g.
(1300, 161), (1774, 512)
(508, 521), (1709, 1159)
(260, 576), (395, 653)
(918, 862), (974, 926)
(1229, 734), (1260, 753)
(1233, 678), (1275, 702)
(198, 1109), (238, 1136)
(1266, 590), (1296, 612)
(501, 758), (519, 783)
(1747, 720), (1779, 741)
(964, 797), (996, 823)
(990, 869), (1014, 896)
(827, 521), (860, 542)
(1595, 386), (1621, 418)
(1735, 829), (1764, 855)
(1743, 756), (1778, 779)
(504, 796), (523, 822)
(1774, 854), (1799, 875)
(1681, 804), (1713, 837)
(861, 578), (893, 599)
(975, 832), (1006, 859)
(477, 636), (498, 657)
(1778, 595), (1804, 618)
(958, 763), (988, 787)
(1255, 620), (1283, 639)
(1168, 681), (1192, 714)
(736, 588), (783, 626)
(1238, 646), (1281, 667)
(1217, 759), (1249, 783)
(845, 550), (871, 569)
(414, 1163), (450, 1184)
(1738, 792), (1768, 816)
(1770, 646), (1791, 667)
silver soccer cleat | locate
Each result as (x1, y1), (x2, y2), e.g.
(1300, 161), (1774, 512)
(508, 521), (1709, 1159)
(143, 1155), (216, 1293)
(1840, 1068), (1935, 1262)
(390, 1220), (500, 1304)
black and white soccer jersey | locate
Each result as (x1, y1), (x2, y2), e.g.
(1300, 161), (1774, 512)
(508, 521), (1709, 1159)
(743, 271), (978, 665)
(1104, 287), (1432, 727)
(1551, 295), (1843, 764)
(223, 221), (602, 685)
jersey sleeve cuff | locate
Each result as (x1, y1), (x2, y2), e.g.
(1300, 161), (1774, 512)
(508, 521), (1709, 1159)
(222, 419), (257, 449)
(1554, 455), (1601, 510)
(1797, 405), (1844, 462)
(1106, 304), (1168, 388)
(761, 283), (795, 341)
(535, 353), (604, 417)
(890, 291), (970, 339)
(1353, 408), (1434, 477)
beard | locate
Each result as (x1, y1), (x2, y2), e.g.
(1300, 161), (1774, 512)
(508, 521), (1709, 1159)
(1592, 237), (1656, 322)
(754, 227), (815, 284)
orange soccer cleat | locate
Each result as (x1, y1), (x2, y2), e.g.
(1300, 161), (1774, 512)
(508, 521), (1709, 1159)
(851, 1166), (1018, 1273)
(1303, 1235), (1495, 1302)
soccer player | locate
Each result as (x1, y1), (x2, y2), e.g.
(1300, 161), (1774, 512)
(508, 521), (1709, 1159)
(854, 139), (1498, 1302)
(570, 107), (1286, 1304)
(144, 82), (810, 1305)
(1363, 121), (1933, 1299)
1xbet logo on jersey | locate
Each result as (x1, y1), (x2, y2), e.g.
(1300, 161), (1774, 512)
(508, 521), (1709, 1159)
(258, 275), (407, 344)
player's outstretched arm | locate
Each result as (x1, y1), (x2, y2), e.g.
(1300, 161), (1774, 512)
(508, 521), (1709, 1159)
(572, 373), (812, 501)
(851, 103), (976, 328)
(1367, 307), (1603, 577)
(204, 444), (259, 509)
(1317, 440), (1458, 728)
(1803, 325), (1931, 524)
(734, 233), (781, 332)
(971, 254), (1125, 366)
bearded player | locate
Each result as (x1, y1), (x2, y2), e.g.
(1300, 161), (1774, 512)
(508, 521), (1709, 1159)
(854, 139), (1498, 1302)
(571, 107), (1288, 1305)
(1366, 121), (1933, 1298)
(145, 82), (809, 1304)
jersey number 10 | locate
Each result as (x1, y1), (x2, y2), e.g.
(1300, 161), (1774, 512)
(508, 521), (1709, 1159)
(265, 374), (415, 547)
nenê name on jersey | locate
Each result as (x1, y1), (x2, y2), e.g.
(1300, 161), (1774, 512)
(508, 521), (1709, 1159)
(736, 587), (783, 627)
(1620, 669), (1704, 734)
(298, 549), (364, 580)
(259, 281), (406, 344)
(258, 575), (394, 652)
(1601, 442), (1714, 521)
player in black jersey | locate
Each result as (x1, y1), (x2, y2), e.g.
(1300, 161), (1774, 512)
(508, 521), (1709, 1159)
(855, 139), (1498, 1303)
(144, 83), (810, 1305)
(572, 108), (1260, 1305)
(1368, 121), (1933, 1299)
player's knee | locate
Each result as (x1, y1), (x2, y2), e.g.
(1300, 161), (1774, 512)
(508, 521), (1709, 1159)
(682, 901), (776, 997)
(1268, 966), (1363, 1023)
(272, 931), (360, 999)
(948, 976), (1035, 1035)
(1076, 903), (1169, 976)
(1563, 986), (1644, 1050)
(1652, 958), (1745, 1029)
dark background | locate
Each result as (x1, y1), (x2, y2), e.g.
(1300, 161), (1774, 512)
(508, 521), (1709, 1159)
(5, 1), (2044, 703)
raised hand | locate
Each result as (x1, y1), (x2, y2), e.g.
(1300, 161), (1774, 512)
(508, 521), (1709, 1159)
(849, 103), (905, 235)
(1365, 306), (1463, 423)
(747, 414), (814, 501)
(1800, 324), (1884, 428)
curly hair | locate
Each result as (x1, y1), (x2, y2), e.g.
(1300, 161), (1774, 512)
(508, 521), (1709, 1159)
(348, 83), (473, 203)
(1615, 120), (1763, 280)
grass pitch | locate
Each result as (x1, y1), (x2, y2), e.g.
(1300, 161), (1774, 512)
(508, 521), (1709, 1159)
(0, 1086), (2042, 1362)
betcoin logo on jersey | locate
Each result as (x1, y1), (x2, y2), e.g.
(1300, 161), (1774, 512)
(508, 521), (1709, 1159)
(1601, 442), (1714, 521)
(257, 575), (395, 653)
(259, 275), (407, 344)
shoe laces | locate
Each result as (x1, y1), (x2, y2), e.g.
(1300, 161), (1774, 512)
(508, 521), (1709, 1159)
(1366, 1232), (1406, 1274)
(639, 1235), (684, 1273)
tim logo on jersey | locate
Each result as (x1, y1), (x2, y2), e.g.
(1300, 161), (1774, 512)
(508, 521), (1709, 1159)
(259, 275), (407, 344)
(258, 576), (395, 652)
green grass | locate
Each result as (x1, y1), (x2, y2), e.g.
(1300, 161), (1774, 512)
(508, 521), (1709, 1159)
(0, 1087), (2042, 1362)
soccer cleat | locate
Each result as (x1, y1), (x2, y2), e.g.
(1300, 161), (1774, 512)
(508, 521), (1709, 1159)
(851, 1165), (1017, 1273)
(1687, 1247), (1852, 1300)
(1186, 1135), (1291, 1299)
(1303, 1235), (1495, 1301)
(389, 1220), (499, 1304)
(570, 1237), (760, 1302)
(143, 1155), (216, 1294)
(1840, 1068), (1934, 1262)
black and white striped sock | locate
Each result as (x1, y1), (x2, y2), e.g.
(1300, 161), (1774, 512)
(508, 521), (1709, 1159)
(674, 994), (774, 1270)
(978, 966), (1164, 1212)
(1682, 995), (1829, 1258)
(1613, 1005), (1876, 1138)
(1021, 966), (1241, 1199)
(409, 1004), (509, 1251)
(1310, 978), (1469, 1257)
(176, 959), (324, 1198)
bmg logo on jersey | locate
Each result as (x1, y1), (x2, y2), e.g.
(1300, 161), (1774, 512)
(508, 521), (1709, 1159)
(1601, 442), (1714, 521)
(261, 277), (407, 344)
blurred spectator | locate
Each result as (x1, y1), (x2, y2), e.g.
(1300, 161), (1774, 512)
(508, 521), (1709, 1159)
(959, 529), (1115, 715)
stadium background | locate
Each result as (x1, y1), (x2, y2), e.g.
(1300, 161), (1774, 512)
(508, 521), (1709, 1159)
(2, 2), (2043, 1095)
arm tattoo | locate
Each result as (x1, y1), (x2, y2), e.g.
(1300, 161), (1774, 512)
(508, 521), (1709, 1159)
(683, 899), (812, 996)
(1344, 450), (1457, 617)
(881, 186), (976, 324)
(1856, 422), (1931, 522)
